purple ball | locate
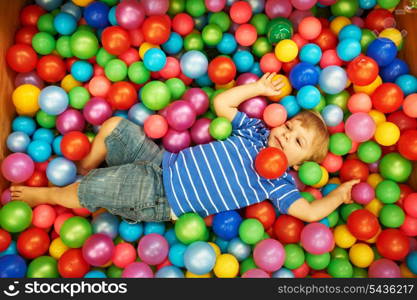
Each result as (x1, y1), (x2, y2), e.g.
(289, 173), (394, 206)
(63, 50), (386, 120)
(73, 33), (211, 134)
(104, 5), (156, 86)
(368, 259), (401, 278)
(300, 223), (334, 255)
(236, 73), (259, 86)
(166, 100), (196, 131)
(351, 182), (374, 205)
(242, 269), (271, 278)
(141, 0), (169, 16)
(1, 153), (34, 183)
(162, 129), (191, 153)
(190, 118), (214, 145)
(265, 0), (293, 19)
(116, 0), (145, 30)
(83, 97), (113, 125)
(205, 0), (226, 12)
(82, 234), (115, 267)
(239, 96), (268, 119)
(137, 233), (169, 265)
(56, 109), (85, 135)
(183, 88), (209, 115)
(122, 262), (154, 278)
(1, 188), (11, 205)
(14, 71), (44, 89)
(368, 161), (379, 173)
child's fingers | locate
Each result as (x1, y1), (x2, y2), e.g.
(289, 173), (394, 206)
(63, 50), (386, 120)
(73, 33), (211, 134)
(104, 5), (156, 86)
(274, 83), (285, 90)
(272, 78), (283, 86)
(261, 72), (270, 80)
(266, 72), (277, 81)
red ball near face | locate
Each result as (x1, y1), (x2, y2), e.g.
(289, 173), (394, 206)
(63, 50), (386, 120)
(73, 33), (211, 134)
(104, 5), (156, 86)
(255, 147), (288, 179)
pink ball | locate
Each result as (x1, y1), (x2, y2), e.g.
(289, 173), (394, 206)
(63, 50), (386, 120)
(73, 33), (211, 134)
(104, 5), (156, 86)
(113, 242), (137, 268)
(236, 73), (259, 86)
(144, 114), (169, 139)
(116, 0), (146, 30)
(253, 238), (285, 272)
(72, 207), (91, 217)
(82, 234), (115, 267)
(242, 269), (271, 278)
(32, 204), (57, 229)
(348, 93), (372, 113)
(141, 0), (169, 16)
(368, 161), (379, 173)
(1, 153), (34, 183)
(320, 49), (343, 68)
(205, 0), (226, 12)
(183, 88), (209, 115)
(1, 188), (11, 206)
(291, 0), (317, 10)
(260, 53), (282, 73)
(166, 100), (197, 131)
(300, 223), (334, 255)
(239, 96), (268, 119)
(321, 152), (343, 173)
(137, 233), (169, 265)
(122, 262), (154, 278)
(318, 0), (337, 4)
(190, 118), (214, 145)
(351, 16), (364, 28)
(351, 182), (375, 205)
(56, 109), (85, 135)
(368, 259), (401, 278)
(298, 16), (322, 40)
(263, 103), (287, 127)
(265, 0), (293, 19)
(15, 71), (44, 89)
(345, 112), (376, 142)
(289, 9), (313, 31)
(83, 97), (113, 126)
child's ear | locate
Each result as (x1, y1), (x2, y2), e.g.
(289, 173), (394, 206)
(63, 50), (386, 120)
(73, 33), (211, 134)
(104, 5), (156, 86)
(293, 165), (300, 171)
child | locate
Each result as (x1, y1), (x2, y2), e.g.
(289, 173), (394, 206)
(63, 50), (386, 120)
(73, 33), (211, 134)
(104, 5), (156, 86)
(10, 72), (359, 223)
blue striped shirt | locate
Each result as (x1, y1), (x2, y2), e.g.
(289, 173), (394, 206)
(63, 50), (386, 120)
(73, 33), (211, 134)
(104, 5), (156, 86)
(162, 111), (302, 217)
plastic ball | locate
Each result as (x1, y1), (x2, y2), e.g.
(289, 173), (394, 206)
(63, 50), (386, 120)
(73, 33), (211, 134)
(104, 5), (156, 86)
(235, 24), (257, 47)
(142, 15), (171, 45)
(46, 157), (77, 186)
(7, 131), (30, 153)
(213, 253), (239, 278)
(1, 153), (35, 183)
(301, 223), (334, 255)
(369, 258), (401, 278)
(239, 218), (264, 245)
(253, 238), (285, 272)
(17, 227), (50, 259)
(101, 26), (131, 56)
(27, 140), (51, 163)
(284, 243), (305, 270)
(395, 75), (417, 96)
(209, 117), (232, 140)
(345, 112), (376, 143)
(143, 48), (167, 72)
(127, 103), (153, 126)
(166, 100), (196, 131)
(208, 56), (236, 84)
(289, 62), (319, 90)
(298, 161), (322, 186)
(137, 233), (169, 265)
(404, 194), (417, 218)
(321, 104), (343, 127)
(212, 211), (242, 241)
(162, 129), (191, 153)
(299, 43), (322, 65)
(179, 50), (208, 79)
(175, 213), (207, 245)
(376, 229), (409, 261)
(71, 61), (93, 83)
(112, 243), (136, 268)
(91, 212), (119, 239)
(296, 85), (321, 109)
(403, 93), (417, 118)
(380, 204), (405, 228)
(255, 147), (288, 179)
(143, 115), (168, 139)
(81, 234), (114, 267)
(184, 241), (216, 275)
(327, 258), (353, 278)
(319, 66), (347, 95)
(39, 86), (69, 116)
(61, 132), (91, 161)
(83, 97), (112, 126)
(0, 255), (27, 278)
(366, 38), (397, 67)
(6, 44), (38, 73)
(374, 122), (400, 146)
(70, 30), (99, 60)
(58, 248), (90, 278)
(56, 109), (85, 135)
(13, 84), (40, 116)
(275, 39), (298, 63)
(60, 216), (92, 248)
(347, 209), (379, 240)
(0, 201), (32, 233)
(115, 0), (145, 30)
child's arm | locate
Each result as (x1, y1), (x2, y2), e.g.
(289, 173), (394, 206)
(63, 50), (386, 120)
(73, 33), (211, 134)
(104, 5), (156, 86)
(287, 179), (360, 222)
(214, 72), (284, 122)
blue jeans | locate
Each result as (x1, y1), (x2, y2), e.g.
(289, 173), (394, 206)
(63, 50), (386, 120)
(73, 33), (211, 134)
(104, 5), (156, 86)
(77, 118), (171, 222)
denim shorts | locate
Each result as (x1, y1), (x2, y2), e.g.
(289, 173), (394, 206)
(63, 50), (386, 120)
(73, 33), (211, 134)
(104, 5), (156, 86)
(78, 118), (171, 223)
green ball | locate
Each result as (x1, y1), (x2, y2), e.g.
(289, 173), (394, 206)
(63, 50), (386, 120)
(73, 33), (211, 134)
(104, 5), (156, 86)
(141, 81), (171, 110)
(379, 204), (405, 228)
(300, 191), (315, 203)
(327, 210), (339, 227)
(32, 32), (56, 55)
(331, 0), (359, 18)
(284, 244), (305, 270)
(352, 266), (368, 278)
(185, 0), (206, 17)
(96, 48), (116, 67)
(377, 0), (400, 9)
(375, 180), (400, 204)
(340, 203), (362, 221)
(372, 246), (382, 260)
(27, 256), (58, 278)
(202, 110), (216, 120)
(175, 213), (207, 245)
(331, 247), (349, 260)
(100, 0), (118, 6)
(56, 36), (73, 58)
(306, 252), (331, 270)
(128, 62), (150, 85)
(327, 258), (353, 278)
(240, 256), (257, 275)
(209, 12), (231, 32)
(37, 13), (57, 35)
(298, 161), (322, 186)
(69, 86), (90, 109)
(202, 24), (223, 46)
(312, 95), (326, 113)
(105, 59), (127, 82)
(168, 0), (185, 15)
(60, 216), (92, 248)
(252, 37), (272, 58)
(361, 29), (377, 53)
(184, 33), (205, 51)
(379, 152), (412, 183)
(107, 265), (123, 278)
(70, 30), (99, 59)
(166, 78), (186, 100)
(267, 18), (293, 44)
(36, 110), (56, 129)
(0, 201), (32, 233)
(85, 132), (96, 143)
(326, 90), (350, 112)
(250, 13), (269, 35)
(202, 87), (214, 98)
(329, 133), (352, 155)
(209, 117), (232, 140)
(357, 141), (381, 163)
(239, 219), (264, 245)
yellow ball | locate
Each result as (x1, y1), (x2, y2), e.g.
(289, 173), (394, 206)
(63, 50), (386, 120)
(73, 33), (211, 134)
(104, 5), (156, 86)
(312, 166), (329, 188)
(365, 228), (381, 244)
(334, 225), (356, 248)
(275, 39), (298, 63)
(368, 109), (386, 125)
(269, 74), (292, 101)
(185, 271), (212, 278)
(375, 121), (400, 146)
(61, 75), (82, 92)
(72, 0), (94, 7)
(208, 242), (221, 258)
(330, 17), (351, 35)
(365, 198), (384, 217)
(213, 254), (239, 278)
(349, 243), (374, 268)
(215, 80), (236, 90)
(353, 75), (382, 95)
(12, 84), (40, 116)
(367, 173), (383, 189)
(139, 42), (160, 59)
(49, 237), (70, 260)
(379, 28), (402, 47)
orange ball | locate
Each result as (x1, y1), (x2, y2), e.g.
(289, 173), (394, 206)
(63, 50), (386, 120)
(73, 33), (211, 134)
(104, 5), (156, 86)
(263, 104), (287, 127)
(144, 115), (169, 139)
(235, 24), (257, 46)
(88, 75), (111, 98)
(348, 93), (372, 113)
(260, 53), (282, 73)
(298, 17), (322, 40)
(403, 93), (417, 118)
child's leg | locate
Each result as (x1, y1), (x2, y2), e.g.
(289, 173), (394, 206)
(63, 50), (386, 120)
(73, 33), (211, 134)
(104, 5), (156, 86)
(10, 183), (82, 209)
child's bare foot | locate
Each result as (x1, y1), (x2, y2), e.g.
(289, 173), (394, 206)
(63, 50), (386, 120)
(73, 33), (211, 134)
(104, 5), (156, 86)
(10, 186), (53, 207)
(75, 161), (91, 176)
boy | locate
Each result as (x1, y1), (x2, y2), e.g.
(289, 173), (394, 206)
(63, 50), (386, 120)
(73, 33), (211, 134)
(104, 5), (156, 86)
(10, 72), (358, 223)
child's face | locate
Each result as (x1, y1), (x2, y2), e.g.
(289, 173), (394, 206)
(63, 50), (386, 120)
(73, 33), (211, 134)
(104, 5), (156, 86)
(267, 118), (316, 167)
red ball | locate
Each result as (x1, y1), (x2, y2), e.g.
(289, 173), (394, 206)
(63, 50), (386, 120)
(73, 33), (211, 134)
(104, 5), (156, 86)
(25, 170), (48, 187)
(230, 1), (252, 24)
(156, 258), (172, 270)
(398, 130), (417, 160)
(204, 215), (213, 227)
(371, 83), (404, 114)
(72, 208), (91, 217)
(32, 204), (57, 229)
(312, 28), (337, 51)
(347, 209), (380, 240)
(376, 229), (410, 261)
(273, 215), (304, 244)
(387, 110), (417, 132)
(179, 73), (193, 85)
(142, 15), (171, 45)
(17, 227), (50, 259)
(159, 57), (180, 79)
(282, 58), (299, 74)
(400, 215), (417, 237)
(101, 26), (131, 56)
(119, 48), (140, 66)
(61, 131), (91, 161)
(129, 28), (144, 47)
(107, 81), (137, 110)
(347, 55), (379, 86)
(260, 53), (282, 73)
(292, 34), (308, 49)
(311, 271), (332, 278)
(35, 161), (49, 172)
(172, 13), (194, 36)
(328, 120), (345, 134)
(208, 56), (237, 85)
(320, 49), (343, 69)
(404, 193), (417, 218)
(58, 248), (90, 278)
(235, 24), (257, 46)
(6, 44), (38, 73)
(0, 229), (11, 252)
(398, 184), (413, 208)
(15, 26), (38, 45)
(365, 8), (395, 33)
(20, 4), (45, 26)
(37, 55), (66, 83)
(255, 147), (288, 179)
(245, 201), (276, 229)
(339, 159), (369, 182)
(321, 152), (343, 173)
(292, 262), (310, 278)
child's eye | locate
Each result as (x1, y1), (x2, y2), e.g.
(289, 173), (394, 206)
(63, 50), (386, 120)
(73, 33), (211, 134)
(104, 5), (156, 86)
(296, 138), (301, 146)
(285, 124), (290, 130)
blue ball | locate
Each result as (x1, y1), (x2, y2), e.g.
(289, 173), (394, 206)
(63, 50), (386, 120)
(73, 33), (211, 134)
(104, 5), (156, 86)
(227, 238), (251, 261)
(128, 103), (154, 126)
(319, 217), (330, 227)
(144, 48), (167, 72)
(12, 116), (36, 136)
(272, 267), (295, 278)
(0, 241), (17, 257)
(162, 32), (183, 55)
(27, 140), (52, 163)
(39, 86), (69, 116)
(84, 1), (110, 28)
(46, 157), (77, 187)
(32, 128), (55, 144)
(35, 0), (63, 11)
(249, 62), (263, 77)
(380, 58), (409, 83)
(54, 12), (77, 35)
(217, 33), (237, 54)
(144, 222), (165, 235)
(194, 15), (208, 31)
(366, 38), (397, 67)
(300, 44), (322, 65)
(169, 243), (187, 268)
(61, 2), (82, 21)
(289, 62), (319, 90)
(180, 51), (208, 79)
(164, 228), (179, 246)
(319, 65), (347, 95)
(395, 74), (417, 96)
(337, 38), (361, 61)
(91, 212), (120, 239)
(214, 237), (229, 253)
(0, 255), (27, 278)
(406, 251), (417, 275)
(84, 270), (107, 278)
(322, 183), (339, 196)
(280, 95), (300, 118)
(212, 210), (242, 241)
(155, 266), (184, 278)
(7, 132), (31, 153)
(339, 24), (362, 41)
(233, 50), (254, 73)
(297, 85), (321, 109)
(71, 61), (94, 82)
(52, 135), (63, 156)
(108, 6), (118, 26)
(114, 110), (129, 119)
(246, 0), (265, 13)
(184, 241), (216, 275)
(119, 220), (143, 242)
(321, 104), (344, 127)
(359, 0), (376, 9)
(195, 73), (213, 87)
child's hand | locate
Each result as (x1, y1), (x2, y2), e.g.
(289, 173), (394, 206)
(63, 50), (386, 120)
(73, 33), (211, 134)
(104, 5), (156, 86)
(336, 179), (360, 204)
(257, 72), (285, 97)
